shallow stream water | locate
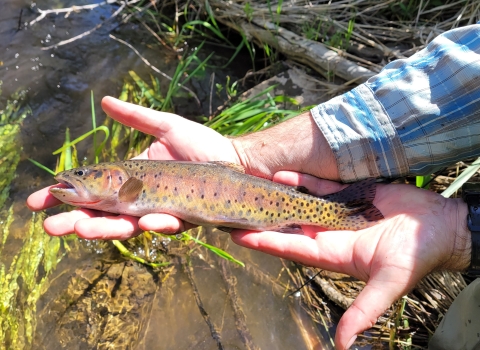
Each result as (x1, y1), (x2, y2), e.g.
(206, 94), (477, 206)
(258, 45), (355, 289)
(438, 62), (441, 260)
(0, 1), (335, 349)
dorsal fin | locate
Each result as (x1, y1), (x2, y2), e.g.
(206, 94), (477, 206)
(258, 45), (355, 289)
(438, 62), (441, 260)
(118, 177), (143, 202)
(209, 161), (246, 173)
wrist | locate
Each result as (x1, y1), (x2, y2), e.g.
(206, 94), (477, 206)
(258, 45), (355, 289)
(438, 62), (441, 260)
(231, 111), (339, 180)
(442, 199), (471, 271)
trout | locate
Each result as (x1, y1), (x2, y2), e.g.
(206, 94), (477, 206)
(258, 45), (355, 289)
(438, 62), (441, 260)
(49, 160), (383, 231)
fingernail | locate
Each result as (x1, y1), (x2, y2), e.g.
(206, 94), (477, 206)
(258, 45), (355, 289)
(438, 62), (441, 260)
(346, 335), (357, 349)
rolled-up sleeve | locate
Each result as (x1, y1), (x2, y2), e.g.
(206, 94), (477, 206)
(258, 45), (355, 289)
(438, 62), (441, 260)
(311, 24), (480, 182)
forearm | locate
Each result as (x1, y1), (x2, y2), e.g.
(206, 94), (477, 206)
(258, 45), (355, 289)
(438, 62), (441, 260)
(232, 111), (339, 180)
(313, 24), (480, 182)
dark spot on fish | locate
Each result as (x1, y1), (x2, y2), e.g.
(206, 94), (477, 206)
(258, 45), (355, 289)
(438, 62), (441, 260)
(174, 187), (177, 191)
(259, 207), (263, 212)
(214, 193), (217, 197)
(276, 202), (279, 207)
(157, 184), (160, 188)
(270, 201), (273, 205)
(140, 166), (143, 170)
(266, 211), (269, 215)
(247, 209), (252, 216)
(129, 164), (132, 168)
(329, 205), (332, 210)
(135, 172), (138, 176)
(242, 204), (246, 208)
(165, 186), (168, 190)
(201, 194), (204, 199)
(303, 210), (307, 214)
(300, 202), (304, 207)
(298, 209), (301, 213)
(327, 213), (330, 217)
(243, 192), (246, 196)
(282, 198), (285, 202)
(313, 214), (317, 218)
(227, 200), (231, 204)
(334, 209), (338, 214)
(119, 176), (123, 182)
(191, 189), (194, 193)
(255, 197), (258, 201)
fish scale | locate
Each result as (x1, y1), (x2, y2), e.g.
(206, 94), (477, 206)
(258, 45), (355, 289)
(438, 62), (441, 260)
(49, 160), (384, 231)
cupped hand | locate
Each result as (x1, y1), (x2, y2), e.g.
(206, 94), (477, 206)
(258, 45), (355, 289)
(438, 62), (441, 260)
(231, 172), (471, 350)
(27, 96), (240, 239)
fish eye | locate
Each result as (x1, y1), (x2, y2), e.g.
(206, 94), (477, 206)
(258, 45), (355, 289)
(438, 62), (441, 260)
(74, 169), (85, 176)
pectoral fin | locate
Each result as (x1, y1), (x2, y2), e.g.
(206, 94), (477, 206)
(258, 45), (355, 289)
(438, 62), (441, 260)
(118, 177), (143, 202)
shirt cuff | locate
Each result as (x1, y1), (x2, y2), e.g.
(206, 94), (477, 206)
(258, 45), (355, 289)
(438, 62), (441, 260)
(310, 84), (409, 182)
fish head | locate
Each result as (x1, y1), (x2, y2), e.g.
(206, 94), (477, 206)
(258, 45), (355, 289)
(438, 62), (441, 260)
(49, 163), (131, 209)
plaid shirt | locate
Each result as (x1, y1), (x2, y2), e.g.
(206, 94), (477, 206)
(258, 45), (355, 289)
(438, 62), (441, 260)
(311, 24), (480, 182)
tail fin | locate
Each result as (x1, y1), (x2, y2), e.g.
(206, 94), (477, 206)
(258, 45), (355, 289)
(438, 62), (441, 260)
(323, 178), (384, 230)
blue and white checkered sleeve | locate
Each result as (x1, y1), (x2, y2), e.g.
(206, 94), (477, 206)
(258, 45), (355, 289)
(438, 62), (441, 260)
(311, 24), (480, 182)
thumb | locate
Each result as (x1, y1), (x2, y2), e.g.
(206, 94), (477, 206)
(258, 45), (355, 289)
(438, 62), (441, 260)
(335, 282), (402, 349)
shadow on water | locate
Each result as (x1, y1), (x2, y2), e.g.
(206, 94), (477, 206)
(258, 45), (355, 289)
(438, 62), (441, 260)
(0, 1), (334, 349)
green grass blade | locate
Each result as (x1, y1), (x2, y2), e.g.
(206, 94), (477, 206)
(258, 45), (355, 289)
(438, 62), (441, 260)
(182, 232), (245, 267)
(441, 157), (480, 198)
(27, 159), (55, 176)
(111, 240), (170, 268)
(52, 126), (110, 156)
(64, 128), (72, 170)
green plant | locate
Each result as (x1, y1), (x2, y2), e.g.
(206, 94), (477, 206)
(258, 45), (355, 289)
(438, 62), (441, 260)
(244, 2), (253, 22)
(205, 85), (303, 136)
(326, 18), (354, 50)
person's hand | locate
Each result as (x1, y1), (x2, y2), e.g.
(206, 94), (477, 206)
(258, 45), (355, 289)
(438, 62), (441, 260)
(231, 171), (471, 350)
(27, 96), (241, 239)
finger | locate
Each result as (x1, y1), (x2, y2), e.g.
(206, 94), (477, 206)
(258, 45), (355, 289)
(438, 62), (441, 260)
(230, 229), (355, 272)
(27, 185), (64, 211)
(335, 281), (404, 350)
(101, 96), (187, 137)
(74, 215), (141, 240)
(138, 213), (196, 233)
(44, 209), (104, 236)
(272, 171), (347, 196)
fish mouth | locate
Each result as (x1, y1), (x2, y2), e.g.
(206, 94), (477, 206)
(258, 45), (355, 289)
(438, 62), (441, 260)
(50, 177), (78, 194)
(52, 178), (77, 192)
